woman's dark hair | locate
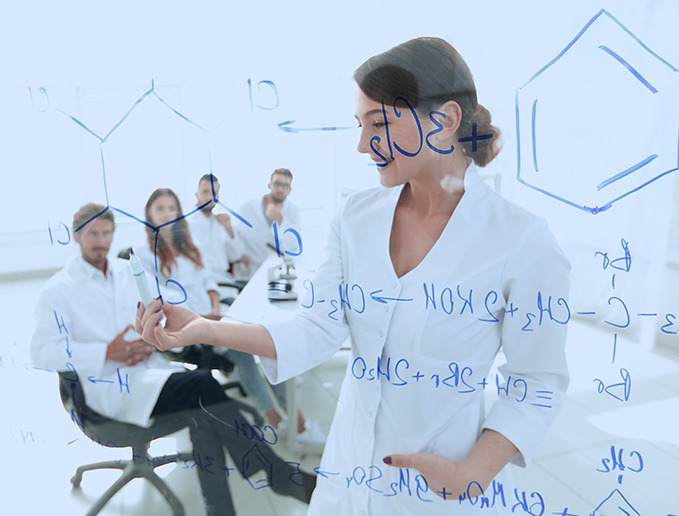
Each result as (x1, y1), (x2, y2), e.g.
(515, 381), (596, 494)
(145, 188), (203, 276)
(354, 37), (500, 167)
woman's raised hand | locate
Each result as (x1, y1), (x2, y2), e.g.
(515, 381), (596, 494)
(135, 298), (209, 351)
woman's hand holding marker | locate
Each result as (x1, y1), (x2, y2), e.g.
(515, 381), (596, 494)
(135, 298), (210, 351)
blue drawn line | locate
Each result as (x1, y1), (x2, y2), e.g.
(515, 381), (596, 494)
(156, 203), (215, 231)
(369, 290), (413, 304)
(637, 313), (657, 317)
(513, 115), (601, 214)
(597, 154), (659, 190)
(519, 9), (606, 89)
(519, 9), (677, 91)
(456, 122), (492, 152)
(531, 404), (552, 408)
(612, 333), (617, 364)
(215, 200), (253, 228)
(601, 12), (679, 73)
(591, 489), (640, 516)
(207, 152), (216, 192)
(603, 166), (679, 207)
(209, 115), (231, 134)
(531, 99), (539, 172)
(87, 376), (114, 384)
(153, 91), (208, 132)
(576, 311), (596, 315)
(598, 46), (658, 93)
(153, 230), (160, 274)
(277, 120), (355, 133)
(55, 109), (103, 142)
(74, 206), (111, 233)
(101, 84), (155, 143)
(108, 206), (155, 230)
(197, 166), (254, 244)
(30, 366), (55, 373)
(100, 147), (109, 206)
(515, 9), (679, 215)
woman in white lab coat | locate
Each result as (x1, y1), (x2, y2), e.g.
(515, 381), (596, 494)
(135, 187), (222, 318)
(136, 38), (570, 515)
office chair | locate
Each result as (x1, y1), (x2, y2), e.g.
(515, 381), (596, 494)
(217, 278), (247, 306)
(58, 371), (195, 516)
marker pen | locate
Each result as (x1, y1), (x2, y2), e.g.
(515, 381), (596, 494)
(129, 249), (153, 307)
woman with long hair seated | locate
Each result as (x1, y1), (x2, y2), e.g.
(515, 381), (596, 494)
(135, 187), (221, 318)
(135, 188), (288, 428)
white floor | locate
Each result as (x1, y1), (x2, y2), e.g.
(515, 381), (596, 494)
(2, 274), (679, 515)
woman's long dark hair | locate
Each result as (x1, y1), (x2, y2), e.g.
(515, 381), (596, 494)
(354, 37), (501, 167)
(145, 188), (203, 277)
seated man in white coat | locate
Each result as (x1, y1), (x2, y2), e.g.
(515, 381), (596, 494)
(30, 203), (314, 516)
(238, 168), (302, 277)
(188, 174), (250, 287)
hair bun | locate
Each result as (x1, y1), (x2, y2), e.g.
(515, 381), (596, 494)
(459, 103), (501, 167)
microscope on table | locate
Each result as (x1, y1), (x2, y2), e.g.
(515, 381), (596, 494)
(267, 254), (298, 302)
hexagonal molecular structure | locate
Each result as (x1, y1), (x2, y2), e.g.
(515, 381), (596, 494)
(57, 81), (251, 235)
(516, 9), (679, 214)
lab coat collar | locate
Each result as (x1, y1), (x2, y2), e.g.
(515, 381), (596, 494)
(463, 162), (482, 191)
(70, 255), (115, 282)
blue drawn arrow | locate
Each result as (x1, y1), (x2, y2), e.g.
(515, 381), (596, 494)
(65, 335), (72, 359)
(369, 290), (413, 304)
(87, 376), (115, 384)
(313, 467), (340, 479)
(277, 120), (355, 134)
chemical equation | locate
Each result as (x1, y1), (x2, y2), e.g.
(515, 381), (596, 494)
(351, 355), (554, 408)
(303, 278), (572, 332)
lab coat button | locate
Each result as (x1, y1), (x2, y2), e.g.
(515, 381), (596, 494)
(379, 331), (383, 337)
(385, 306), (389, 312)
(392, 283), (397, 289)
(368, 411), (373, 418)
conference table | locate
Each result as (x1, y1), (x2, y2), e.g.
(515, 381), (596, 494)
(222, 243), (350, 456)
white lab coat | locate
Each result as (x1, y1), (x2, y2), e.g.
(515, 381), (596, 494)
(261, 165), (570, 515)
(30, 256), (181, 427)
(237, 196), (302, 274)
(188, 211), (244, 283)
(134, 244), (218, 315)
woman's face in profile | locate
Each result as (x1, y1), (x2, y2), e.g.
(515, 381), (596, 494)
(148, 194), (180, 228)
(355, 89), (435, 188)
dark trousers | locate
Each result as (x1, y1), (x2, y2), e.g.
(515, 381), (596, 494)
(152, 370), (315, 516)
